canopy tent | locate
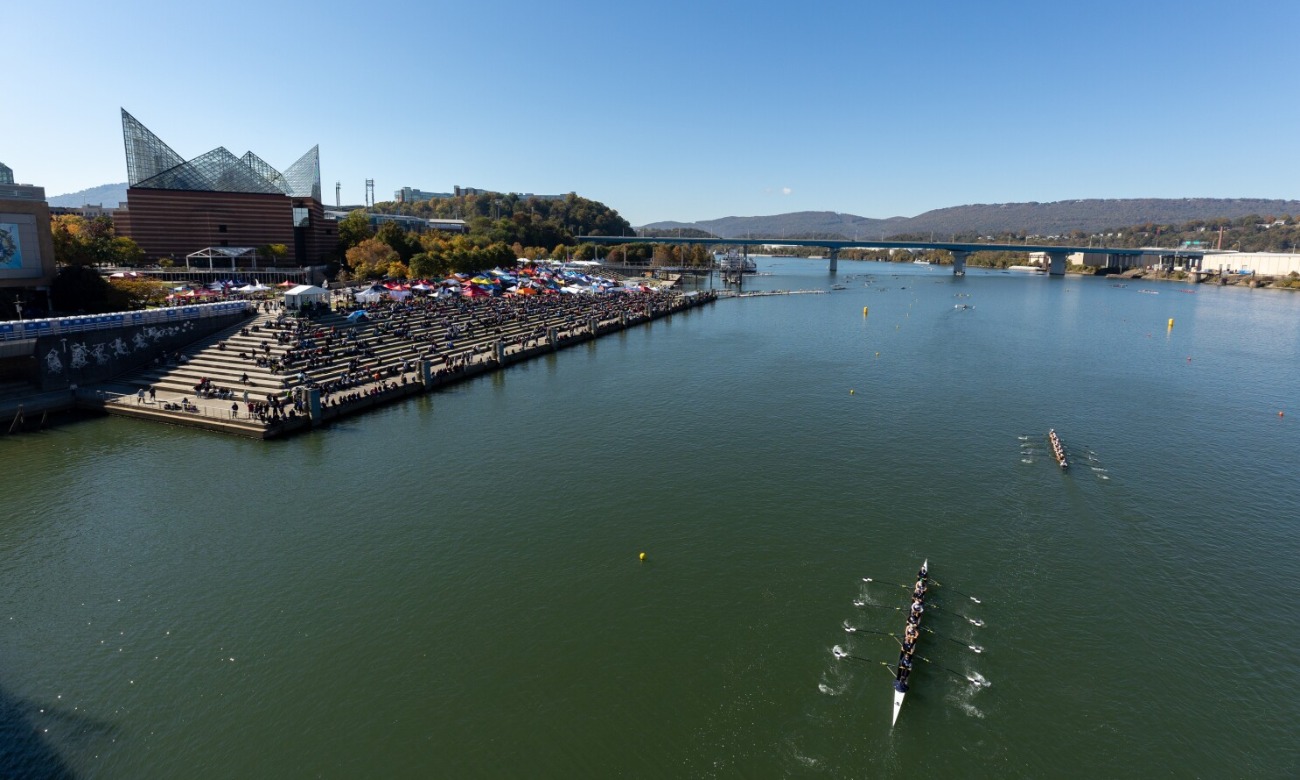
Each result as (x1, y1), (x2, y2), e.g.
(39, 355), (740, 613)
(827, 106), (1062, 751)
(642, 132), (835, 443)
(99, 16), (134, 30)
(284, 284), (330, 310)
(186, 246), (261, 270)
(346, 310), (370, 322)
(354, 285), (386, 303)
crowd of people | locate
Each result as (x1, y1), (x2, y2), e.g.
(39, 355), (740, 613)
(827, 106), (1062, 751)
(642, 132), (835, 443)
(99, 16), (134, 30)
(210, 287), (715, 427)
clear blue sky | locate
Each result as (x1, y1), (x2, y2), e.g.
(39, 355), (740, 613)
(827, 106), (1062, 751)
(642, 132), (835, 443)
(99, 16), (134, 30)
(7, 0), (1298, 225)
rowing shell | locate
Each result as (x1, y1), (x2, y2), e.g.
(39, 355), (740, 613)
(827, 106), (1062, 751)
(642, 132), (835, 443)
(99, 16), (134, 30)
(894, 553), (925, 722)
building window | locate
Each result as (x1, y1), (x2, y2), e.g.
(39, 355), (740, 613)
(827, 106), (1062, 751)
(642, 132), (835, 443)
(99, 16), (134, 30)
(217, 224), (227, 233)
(292, 207), (310, 228)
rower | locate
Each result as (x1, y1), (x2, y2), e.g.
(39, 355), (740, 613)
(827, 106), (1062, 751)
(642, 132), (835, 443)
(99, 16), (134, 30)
(910, 600), (924, 615)
(894, 665), (910, 691)
(904, 623), (919, 643)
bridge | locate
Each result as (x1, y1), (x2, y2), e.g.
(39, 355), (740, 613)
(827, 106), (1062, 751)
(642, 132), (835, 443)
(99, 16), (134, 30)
(578, 235), (1161, 276)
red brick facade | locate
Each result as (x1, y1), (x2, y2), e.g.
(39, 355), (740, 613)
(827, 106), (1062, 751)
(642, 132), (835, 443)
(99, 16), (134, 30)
(118, 189), (332, 266)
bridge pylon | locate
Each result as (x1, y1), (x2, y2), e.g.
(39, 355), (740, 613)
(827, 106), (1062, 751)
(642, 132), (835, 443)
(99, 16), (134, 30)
(1046, 250), (1070, 276)
(950, 250), (968, 276)
(829, 248), (838, 273)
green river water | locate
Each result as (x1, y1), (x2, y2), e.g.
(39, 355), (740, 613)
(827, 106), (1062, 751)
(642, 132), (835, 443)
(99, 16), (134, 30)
(1, 259), (1298, 778)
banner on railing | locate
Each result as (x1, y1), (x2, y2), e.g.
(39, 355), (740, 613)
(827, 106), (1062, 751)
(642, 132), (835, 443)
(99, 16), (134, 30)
(1, 302), (253, 342)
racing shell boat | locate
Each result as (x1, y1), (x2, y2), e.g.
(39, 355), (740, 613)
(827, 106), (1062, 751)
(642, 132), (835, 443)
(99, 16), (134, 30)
(892, 559), (928, 726)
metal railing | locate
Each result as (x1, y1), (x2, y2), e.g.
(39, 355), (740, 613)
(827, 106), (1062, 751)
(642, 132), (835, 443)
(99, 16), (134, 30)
(1, 302), (253, 342)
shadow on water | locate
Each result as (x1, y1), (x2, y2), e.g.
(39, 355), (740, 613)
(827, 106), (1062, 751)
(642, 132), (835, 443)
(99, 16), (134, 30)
(0, 680), (117, 780)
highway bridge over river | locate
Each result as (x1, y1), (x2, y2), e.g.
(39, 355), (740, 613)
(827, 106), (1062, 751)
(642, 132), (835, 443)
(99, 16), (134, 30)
(579, 236), (1199, 276)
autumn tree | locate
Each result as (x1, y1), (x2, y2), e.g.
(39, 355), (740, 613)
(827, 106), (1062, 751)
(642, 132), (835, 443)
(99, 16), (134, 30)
(345, 237), (399, 279)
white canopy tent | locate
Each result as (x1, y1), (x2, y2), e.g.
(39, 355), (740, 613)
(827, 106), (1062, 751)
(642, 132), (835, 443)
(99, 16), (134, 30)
(354, 286), (386, 304)
(284, 284), (330, 310)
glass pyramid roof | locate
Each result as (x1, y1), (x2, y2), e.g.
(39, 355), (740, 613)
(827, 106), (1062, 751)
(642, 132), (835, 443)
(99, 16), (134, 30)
(121, 109), (321, 198)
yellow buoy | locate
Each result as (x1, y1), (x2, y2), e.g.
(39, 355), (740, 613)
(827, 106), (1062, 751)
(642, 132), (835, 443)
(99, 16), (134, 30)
(850, 389), (855, 395)
(875, 352), (880, 357)
(1168, 318), (1175, 328)
(863, 306), (869, 316)
(639, 552), (646, 561)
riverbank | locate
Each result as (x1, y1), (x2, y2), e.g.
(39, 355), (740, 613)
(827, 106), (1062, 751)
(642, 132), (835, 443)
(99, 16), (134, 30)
(28, 290), (717, 439)
(1109, 267), (1300, 290)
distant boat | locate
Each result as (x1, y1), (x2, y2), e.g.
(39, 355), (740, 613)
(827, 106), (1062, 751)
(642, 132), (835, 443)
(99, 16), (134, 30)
(913, 259), (931, 266)
(1048, 429), (1068, 469)
(1008, 265), (1045, 273)
(715, 252), (757, 274)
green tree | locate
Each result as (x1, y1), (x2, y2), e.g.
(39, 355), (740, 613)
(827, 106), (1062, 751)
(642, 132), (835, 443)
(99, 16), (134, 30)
(337, 209), (373, 252)
(50, 265), (129, 313)
(375, 222), (420, 262)
(409, 252), (451, 280)
(259, 243), (289, 266)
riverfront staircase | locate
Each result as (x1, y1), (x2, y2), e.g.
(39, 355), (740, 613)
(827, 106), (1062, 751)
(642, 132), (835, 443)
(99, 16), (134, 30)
(95, 289), (699, 437)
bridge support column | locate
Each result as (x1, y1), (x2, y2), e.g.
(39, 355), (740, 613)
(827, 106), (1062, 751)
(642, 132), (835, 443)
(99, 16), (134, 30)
(1046, 251), (1069, 276)
(420, 358), (433, 388)
(950, 250), (968, 276)
(829, 249), (838, 273)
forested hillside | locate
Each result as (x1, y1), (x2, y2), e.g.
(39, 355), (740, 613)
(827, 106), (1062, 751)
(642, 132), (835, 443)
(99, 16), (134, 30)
(643, 198), (1300, 241)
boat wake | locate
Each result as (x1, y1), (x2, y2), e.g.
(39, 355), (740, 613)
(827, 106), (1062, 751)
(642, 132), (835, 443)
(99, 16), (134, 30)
(821, 646), (853, 696)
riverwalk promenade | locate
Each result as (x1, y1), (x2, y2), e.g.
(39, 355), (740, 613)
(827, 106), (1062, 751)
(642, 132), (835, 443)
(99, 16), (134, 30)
(81, 289), (715, 439)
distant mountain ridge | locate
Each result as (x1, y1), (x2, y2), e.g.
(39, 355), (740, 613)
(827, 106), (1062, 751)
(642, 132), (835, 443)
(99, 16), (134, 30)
(642, 199), (1300, 240)
(46, 183), (128, 208)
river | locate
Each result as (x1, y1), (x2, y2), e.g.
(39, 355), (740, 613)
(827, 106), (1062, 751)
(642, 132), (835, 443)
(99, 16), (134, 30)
(1, 258), (1297, 778)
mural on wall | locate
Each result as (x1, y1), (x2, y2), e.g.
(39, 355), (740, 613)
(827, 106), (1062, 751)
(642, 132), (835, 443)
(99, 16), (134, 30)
(0, 223), (23, 270)
(43, 322), (194, 375)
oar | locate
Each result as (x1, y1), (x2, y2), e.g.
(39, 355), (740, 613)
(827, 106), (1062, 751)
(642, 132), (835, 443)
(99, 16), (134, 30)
(852, 600), (903, 612)
(927, 579), (981, 604)
(843, 626), (904, 647)
(918, 625), (984, 654)
(925, 602), (985, 627)
(862, 576), (918, 592)
(831, 647), (896, 677)
(910, 654), (989, 688)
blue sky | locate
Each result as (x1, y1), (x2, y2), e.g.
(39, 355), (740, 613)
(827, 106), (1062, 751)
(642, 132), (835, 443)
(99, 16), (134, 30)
(6, 0), (1297, 225)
